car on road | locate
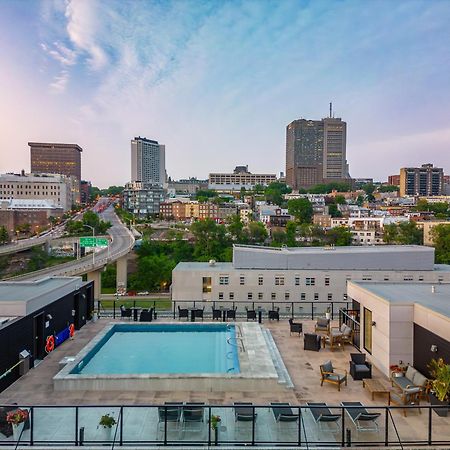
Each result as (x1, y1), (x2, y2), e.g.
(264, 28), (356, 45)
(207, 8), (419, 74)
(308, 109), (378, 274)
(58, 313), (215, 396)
(137, 291), (149, 296)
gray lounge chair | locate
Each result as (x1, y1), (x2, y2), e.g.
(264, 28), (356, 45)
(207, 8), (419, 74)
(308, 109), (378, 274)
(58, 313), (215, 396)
(234, 402), (257, 433)
(271, 402), (299, 425)
(341, 401), (380, 432)
(157, 402), (183, 434)
(306, 402), (340, 430)
(182, 402), (205, 433)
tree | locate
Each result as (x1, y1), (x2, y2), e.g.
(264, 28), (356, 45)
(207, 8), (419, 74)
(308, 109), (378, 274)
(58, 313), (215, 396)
(307, 182), (352, 194)
(227, 215), (246, 243)
(362, 183), (375, 202)
(383, 221), (422, 245)
(264, 182), (291, 206)
(129, 254), (175, 291)
(271, 230), (287, 247)
(190, 219), (229, 260)
(248, 221), (268, 244)
(285, 221), (297, 247)
(287, 198), (313, 224)
(0, 226), (9, 244)
(326, 226), (352, 246)
(334, 195), (346, 205)
(328, 203), (342, 218)
(431, 224), (450, 264)
(378, 185), (399, 193)
(27, 246), (48, 271)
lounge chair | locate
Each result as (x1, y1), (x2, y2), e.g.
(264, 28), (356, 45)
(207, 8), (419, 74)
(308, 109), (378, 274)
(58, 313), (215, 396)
(120, 305), (132, 320)
(226, 308), (237, 321)
(289, 318), (302, 336)
(349, 353), (372, 380)
(306, 402), (340, 430)
(178, 306), (189, 321)
(182, 402), (205, 433)
(245, 307), (256, 321)
(315, 318), (330, 333)
(212, 307), (222, 320)
(234, 402), (257, 431)
(268, 307), (280, 321)
(194, 307), (204, 321)
(139, 308), (153, 322)
(157, 402), (183, 434)
(320, 361), (347, 391)
(341, 401), (380, 432)
(304, 333), (321, 351)
(270, 403), (299, 425)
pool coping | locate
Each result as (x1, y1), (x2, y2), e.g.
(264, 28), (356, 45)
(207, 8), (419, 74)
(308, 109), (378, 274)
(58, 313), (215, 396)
(53, 321), (282, 391)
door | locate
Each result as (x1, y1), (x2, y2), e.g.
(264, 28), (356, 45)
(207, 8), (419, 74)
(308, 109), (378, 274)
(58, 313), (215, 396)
(33, 312), (45, 361)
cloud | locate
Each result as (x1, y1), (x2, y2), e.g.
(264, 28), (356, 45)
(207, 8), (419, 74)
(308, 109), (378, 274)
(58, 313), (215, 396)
(49, 69), (70, 93)
(41, 41), (77, 66)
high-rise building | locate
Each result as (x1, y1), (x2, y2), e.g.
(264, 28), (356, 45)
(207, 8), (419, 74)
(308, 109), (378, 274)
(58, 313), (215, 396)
(29, 142), (82, 203)
(286, 111), (349, 189)
(131, 137), (165, 185)
(123, 181), (164, 218)
(399, 164), (443, 196)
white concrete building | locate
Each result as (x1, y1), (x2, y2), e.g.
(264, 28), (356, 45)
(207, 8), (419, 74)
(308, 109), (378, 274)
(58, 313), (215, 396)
(0, 172), (74, 211)
(347, 281), (450, 378)
(131, 137), (166, 186)
(171, 245), (450, 312)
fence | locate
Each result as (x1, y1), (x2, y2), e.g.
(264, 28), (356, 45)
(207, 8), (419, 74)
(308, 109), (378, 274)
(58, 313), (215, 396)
(1, 404), (448, 447)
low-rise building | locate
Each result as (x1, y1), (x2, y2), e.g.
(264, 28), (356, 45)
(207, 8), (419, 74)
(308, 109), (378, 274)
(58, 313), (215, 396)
(123, 182), (164, 218)
(209, 166), (276, 192)
(80, 180), (91, 205)
(167, 178), (208, 196)
(172, 245), (450, 309)
(313, 213), (332, 228)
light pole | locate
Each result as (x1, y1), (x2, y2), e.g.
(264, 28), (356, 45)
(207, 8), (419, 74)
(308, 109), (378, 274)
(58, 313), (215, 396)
(83, 224), (95, 265)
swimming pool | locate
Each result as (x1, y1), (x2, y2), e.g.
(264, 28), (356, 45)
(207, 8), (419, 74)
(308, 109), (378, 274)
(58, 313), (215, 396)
(71, 323), (240, 375)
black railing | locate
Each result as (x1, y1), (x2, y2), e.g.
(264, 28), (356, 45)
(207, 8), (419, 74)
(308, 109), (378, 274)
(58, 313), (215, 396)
(1, 404), (448, 447)
(98, 299), (352, 322)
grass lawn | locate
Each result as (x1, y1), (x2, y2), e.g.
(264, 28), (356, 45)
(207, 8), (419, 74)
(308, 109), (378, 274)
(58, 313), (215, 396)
(101, 287), (116, 294)
(99, 299), (172, 311)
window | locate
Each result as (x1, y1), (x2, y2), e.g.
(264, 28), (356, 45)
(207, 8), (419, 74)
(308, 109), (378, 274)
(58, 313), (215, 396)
(343, 293), (348, 301)
(306, 277), (315, 286)
(229, 292), (234, 300)
(384, 275), (389, 281)
(327, 293), (333, 301)
(314, 293), (319, 301)
(325, 277), (330, 286)
(219, 276), (229, 285)
(271, 293), (276, 300)
(418, 276), (424, 282)
(403, 276), (413, 281)
(300, 293), (306, 301)
(248, 292), (253, 300)
(346, 275), (351, 281)
(258, 275), (264, 286)
(362, 276), (372, 281)
(218, 292), (224, 300)
(363, 307), (373, 354)
(258, 292), (263, 300)
(438, 276), (444, 282)
(240, 275), (245, 285)
(275, 276), (284, 286)
(295, 276), (300, 286)
(285, 292), (290, 300)
(202, 277), (212, 293)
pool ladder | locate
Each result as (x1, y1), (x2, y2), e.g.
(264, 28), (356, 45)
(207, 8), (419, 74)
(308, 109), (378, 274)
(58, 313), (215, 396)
(227, 336), (245, 353)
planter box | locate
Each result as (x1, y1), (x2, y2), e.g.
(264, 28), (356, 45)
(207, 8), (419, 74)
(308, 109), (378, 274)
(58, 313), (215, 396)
(429, 393), (449, 417)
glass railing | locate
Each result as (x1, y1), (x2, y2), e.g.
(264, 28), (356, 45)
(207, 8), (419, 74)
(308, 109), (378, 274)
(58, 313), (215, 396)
(0, 403), (448, 447)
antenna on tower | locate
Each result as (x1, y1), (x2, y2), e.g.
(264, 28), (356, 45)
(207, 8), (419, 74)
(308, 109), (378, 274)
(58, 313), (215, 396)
(329, 102), (332, 118)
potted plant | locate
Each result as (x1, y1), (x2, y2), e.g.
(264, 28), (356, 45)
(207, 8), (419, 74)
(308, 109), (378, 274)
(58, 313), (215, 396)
(210, 414), (221, 445)
(390, 364), (404, 378)
(428, 358), (450, 417)
(6, 408), (29, 441)
(98, 413), (117, 440)
(325, 306), (332, 320)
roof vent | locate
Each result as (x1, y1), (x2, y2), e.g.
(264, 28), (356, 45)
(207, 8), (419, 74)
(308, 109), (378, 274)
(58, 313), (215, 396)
(431, 285), (436, 294)
(209, 259), (216, 266)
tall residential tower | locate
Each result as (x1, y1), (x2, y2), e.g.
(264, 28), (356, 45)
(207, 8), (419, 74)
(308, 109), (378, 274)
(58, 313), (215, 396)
(286, 109), (349, 189)
(131, 137), (166, 185)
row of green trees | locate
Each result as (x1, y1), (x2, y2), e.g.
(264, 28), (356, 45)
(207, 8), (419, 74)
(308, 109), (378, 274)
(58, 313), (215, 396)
(65, 211), (112, 235)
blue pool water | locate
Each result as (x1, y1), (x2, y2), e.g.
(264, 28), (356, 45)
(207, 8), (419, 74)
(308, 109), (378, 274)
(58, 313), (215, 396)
(71, 324), (240, 375)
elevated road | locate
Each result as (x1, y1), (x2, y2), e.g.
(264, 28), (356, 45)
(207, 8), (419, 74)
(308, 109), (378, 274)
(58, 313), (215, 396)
(4, 206), (135, 281)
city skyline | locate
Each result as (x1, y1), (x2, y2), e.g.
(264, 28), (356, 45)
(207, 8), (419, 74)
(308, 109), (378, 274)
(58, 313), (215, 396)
(0, 0), (450, 187)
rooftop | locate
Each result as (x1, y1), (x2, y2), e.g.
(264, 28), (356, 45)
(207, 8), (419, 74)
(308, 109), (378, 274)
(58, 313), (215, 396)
(350, 281), (450, 318)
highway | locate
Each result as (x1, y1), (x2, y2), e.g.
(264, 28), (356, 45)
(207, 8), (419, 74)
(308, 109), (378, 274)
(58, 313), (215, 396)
(5, 206), (135, 281)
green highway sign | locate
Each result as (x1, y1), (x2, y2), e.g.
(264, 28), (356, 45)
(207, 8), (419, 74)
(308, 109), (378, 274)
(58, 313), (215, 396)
(80, 237), (109, 248)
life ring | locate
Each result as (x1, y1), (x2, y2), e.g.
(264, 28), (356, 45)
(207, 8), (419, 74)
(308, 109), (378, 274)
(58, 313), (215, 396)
(45, 335), (55, 353)
(69, 324), (75, 337)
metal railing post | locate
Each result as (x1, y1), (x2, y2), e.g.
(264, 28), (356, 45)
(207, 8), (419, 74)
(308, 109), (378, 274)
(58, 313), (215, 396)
(30, 406), (34, 446)
(120, 406), (123, 446)
(298, 407), (302, 446)
(428, 406), (432, 445)
(173, 301), (176, 319)
(311, 302), (314, 320)
(164, 406), (167, 446)
(291, 301), (294, 319)
(341, 406), (345, 447)
(208, 406), (211, 447)
(252, 406), (255, 446)
(75, 406), (79, 446)
(385, 407), (389, 446)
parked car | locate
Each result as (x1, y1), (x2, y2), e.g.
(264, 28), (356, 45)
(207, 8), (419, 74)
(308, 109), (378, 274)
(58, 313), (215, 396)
(137, 291), (149, 296)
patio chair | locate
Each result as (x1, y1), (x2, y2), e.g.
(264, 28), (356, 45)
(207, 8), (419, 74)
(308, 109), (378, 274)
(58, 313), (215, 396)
(245, 307), (256, 321)
(212, 307), (222, 320)
(306, 402), (341, 431)
(268, 307), (280, 321)
(178, 306), (189, 320)
(270, 402), (299, 425)
(389, 388), (421, 417)
(139, 308), (153, 322)
(304, 333), (321, 351)
(320, 361), (347, 391)
(157, 402), (183, 434)
(194, 307), (205, 321)
(234, 402), (257, 431)
(226, 308), (237, 321)
(182, 402), (205, 433)
(330, 323), (353, 347)
(341, 402), (380, 432)
(120, 305), (132, 320)
(289, 318), (302, 336)
(349, 353), (372, 380)
(315, 318), (330, 334)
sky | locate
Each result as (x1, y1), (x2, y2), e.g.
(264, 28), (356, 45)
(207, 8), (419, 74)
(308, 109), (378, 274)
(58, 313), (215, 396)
(0, 0), (449, 188)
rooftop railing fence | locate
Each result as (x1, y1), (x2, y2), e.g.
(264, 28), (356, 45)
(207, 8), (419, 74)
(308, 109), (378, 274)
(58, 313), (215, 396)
(1, 404), (448, 447)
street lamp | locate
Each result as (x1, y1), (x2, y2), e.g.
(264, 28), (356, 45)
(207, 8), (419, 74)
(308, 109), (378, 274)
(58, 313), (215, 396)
(83, 224), (95, 265)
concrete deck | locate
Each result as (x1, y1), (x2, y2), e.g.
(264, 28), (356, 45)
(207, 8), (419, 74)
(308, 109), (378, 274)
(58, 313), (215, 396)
(0, 318), (448, 446)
